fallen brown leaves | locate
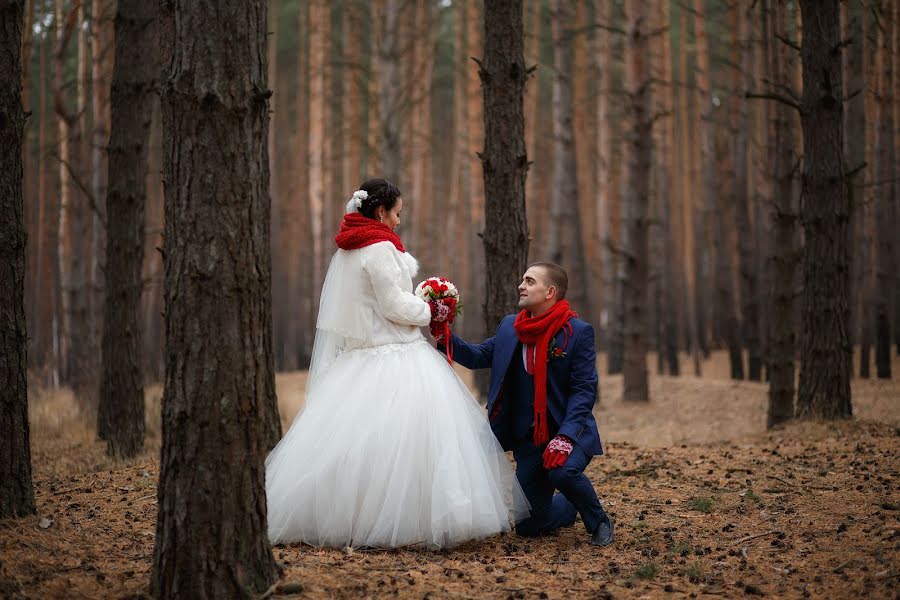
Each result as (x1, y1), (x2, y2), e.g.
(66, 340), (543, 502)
(2, 355), (898, 599)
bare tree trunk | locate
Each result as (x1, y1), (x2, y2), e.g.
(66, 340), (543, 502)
(343, 0), (363, 190)
(765, 0), (799, 428)
(873, 0), (895, 379)
(36, 20), (52, 375)
(450, 0), (471, 337)
(592, 0), (612, 348)
(678, 1), (700, 376)
(622, 0), (651, 402)
(152, 1), (279, 596)
(480, 0), (530, 336)
(795, 0), (852, 420)
(97, 0), (157, 457)
(0, 0), (35, 519)
(467, 0), (487, 353)
(54, 0), (73, 383)
(70, 0), (97, 406)
(548, 0), (587, 313)
(374, 0), (402, 185)
(655, 0), (678, 376)
(90, 0), (113, 380)
(734, 1), (762, 381)
(860, 2), (876, 378)
(842, 0), (866, 376)
(308, 0), (327, 299)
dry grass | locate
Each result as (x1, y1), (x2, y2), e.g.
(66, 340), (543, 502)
(3, 351), (899, 599)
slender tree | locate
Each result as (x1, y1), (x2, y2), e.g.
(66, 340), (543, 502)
(795, 0), (852, 419)
(96, 0), (158, 456)
(1, 0), (35, 520)
(622, 0), (652, 402)
(548, 0), (588, 313)
(843, 0), (866, 377)
(479, 0), (530, 333)
(152, 0), (279, 596)
(764, 0), (800, 428)
(733, 1), (762, 381)
(873, 0), (895, 379)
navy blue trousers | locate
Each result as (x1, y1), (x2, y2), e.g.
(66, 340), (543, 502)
(512, 440), (609, 537)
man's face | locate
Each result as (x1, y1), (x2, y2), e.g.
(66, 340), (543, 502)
(517, 266), (554, 311)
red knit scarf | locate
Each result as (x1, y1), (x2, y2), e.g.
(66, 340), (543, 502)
(514, 300), (577, 446)
(335, 212), (406, 252)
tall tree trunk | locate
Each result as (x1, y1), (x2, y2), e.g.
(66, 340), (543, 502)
(34, 13), (53, 374)
(622, 0), (651, 402)
(97, 0), (157, 457)
(734, 2), (762, 381)
(467, 0), (487, 351)
(678, 1), (701, 376)
(0, 0), (35, 520)
(152, 1), (279, 595)
(90, 0), (113, 380)
(70, 0), (96, 407)
(873, 0), (895, 379)
(343, 0), (363, 191)
(765, 0), (799, 428)
(860, 1), (875, 378)
(548, 0), (587, 313)
(408, 2), (434, 268)
(656, 0), (679, 376)
(450, 0), (471, 338)
(54, 0), (72, 383)
(480, 0), (530, 336)
(693, 0), (736, 375)
(842, 0), (866, 376)
(592, 0), (612, 349)
(374, 0), (402, 185)
(893, 0), (900, 358)
(308, 0), (328, 296)
(795, 0), (852, 420)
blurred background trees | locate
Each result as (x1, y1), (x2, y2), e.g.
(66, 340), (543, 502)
(15, 0), (899, 418)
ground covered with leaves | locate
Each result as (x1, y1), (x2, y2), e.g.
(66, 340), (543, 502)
(2, 354), (898, 599)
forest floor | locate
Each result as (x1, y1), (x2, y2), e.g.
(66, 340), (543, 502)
(2, 352), (898, 599)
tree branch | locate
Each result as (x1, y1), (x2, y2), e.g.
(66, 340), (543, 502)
(592, 22), (627, 37)
(745, 91), (801, 112)
(51, 153), (106, 227)
(775, 33), (800, 52)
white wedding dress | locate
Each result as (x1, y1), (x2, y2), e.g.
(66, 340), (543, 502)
(265, 240), (529, 549)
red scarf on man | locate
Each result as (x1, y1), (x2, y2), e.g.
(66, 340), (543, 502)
(335, 212), (405, 252)
(514, 300), (577, 447)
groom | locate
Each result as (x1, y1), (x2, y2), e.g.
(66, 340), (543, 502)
(435, 263), (613, 546)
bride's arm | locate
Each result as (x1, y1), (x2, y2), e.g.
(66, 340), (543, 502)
(362, 244), (432, 327)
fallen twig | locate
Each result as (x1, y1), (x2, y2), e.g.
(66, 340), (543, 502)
(736, 530), (781, 545)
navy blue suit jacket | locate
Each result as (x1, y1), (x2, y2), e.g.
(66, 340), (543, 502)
(447, 315), (603, 456)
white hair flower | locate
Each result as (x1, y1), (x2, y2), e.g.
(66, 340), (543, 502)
(351, 190), (368, 209)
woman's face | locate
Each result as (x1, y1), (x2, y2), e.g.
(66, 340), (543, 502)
(377, 196), (403, 230)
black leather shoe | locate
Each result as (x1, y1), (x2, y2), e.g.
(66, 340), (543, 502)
(590, 520), (614, 547)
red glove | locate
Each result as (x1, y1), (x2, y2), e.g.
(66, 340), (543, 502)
(542, 435), (573, 470)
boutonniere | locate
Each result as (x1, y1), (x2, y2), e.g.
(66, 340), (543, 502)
(548, 337), (567, 361)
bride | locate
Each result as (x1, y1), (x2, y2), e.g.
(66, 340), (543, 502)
(265, 178), (529, 549)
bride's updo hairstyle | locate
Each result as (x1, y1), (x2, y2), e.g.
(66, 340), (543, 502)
(357, 178), (401, 220)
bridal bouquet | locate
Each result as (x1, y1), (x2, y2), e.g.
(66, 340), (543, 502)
(415, 277), (461, 363)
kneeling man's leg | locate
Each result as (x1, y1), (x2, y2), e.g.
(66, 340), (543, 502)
(513, 443), (576, 537)
(547, 445), (610, 534)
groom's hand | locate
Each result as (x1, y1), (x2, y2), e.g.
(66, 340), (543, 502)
(542, 435), (574, 470)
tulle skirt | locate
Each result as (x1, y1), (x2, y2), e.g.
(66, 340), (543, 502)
(265, 339), (530, 549)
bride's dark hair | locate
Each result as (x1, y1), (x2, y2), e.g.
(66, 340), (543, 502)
(357, 178), (401, 220)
